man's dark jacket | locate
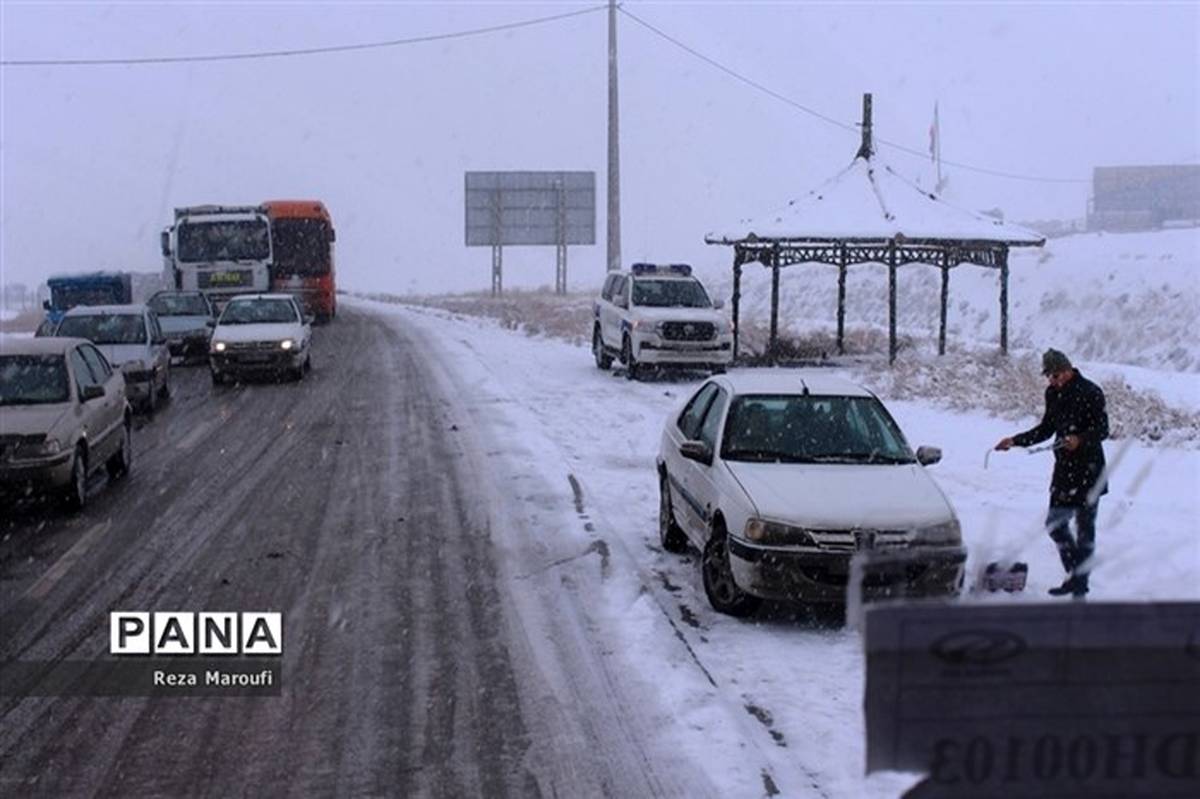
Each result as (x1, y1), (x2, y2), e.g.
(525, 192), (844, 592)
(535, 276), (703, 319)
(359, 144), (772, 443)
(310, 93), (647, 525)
(1013, 369), (1110, 507)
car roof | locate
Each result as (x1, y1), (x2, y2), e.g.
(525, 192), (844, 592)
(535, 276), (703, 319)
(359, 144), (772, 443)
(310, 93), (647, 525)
(717, 370), (875, 398)
(225, 293), (296, 302)
(0, 336), (90, 356)
(61, 303), (149, 316)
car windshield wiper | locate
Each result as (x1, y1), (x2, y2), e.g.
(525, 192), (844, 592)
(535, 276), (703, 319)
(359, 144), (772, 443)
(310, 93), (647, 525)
(724, 448), (808, 462)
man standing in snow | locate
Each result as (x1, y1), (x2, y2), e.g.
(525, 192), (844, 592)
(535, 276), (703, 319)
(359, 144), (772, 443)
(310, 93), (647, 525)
(995, 349), (1109, 598)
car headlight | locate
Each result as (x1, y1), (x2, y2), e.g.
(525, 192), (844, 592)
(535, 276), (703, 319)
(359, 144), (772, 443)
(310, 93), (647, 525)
(12, 437), (62, 460)
(914, 519), (962, 545)
(212, 341), (227, 353)
(280, 339), (294, 351)
(743, 518), (817, 546)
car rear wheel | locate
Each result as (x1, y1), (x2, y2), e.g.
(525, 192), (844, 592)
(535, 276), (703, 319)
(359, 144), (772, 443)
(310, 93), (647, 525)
(658, 473), (689, 554)
(63, 447), (88, 511)
(106, 421), (132, 480)
(593, 326), (613, 370)
(702, 531), (762, 617)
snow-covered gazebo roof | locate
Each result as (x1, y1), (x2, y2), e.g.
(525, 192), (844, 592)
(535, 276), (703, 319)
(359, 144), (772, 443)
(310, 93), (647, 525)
(706, 156), (1044, 246)
(705, 94), (1045, 364)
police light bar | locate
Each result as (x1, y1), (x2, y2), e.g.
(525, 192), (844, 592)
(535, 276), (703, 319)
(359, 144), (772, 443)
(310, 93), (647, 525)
(630, 263), (692, 276)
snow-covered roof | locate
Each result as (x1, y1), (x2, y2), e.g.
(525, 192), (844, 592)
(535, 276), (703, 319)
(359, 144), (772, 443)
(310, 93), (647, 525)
(62, 303), (148, 316)
(706, 157), (1045, 246)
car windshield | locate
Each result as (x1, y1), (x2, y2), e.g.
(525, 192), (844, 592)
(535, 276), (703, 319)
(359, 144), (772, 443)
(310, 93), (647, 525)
(721, 394), (915, 464)
(149, 294), (209, 316)
(177, 220), (270, 263)
(219, 299), (298, 325)
(56, 314), (147, 345)
(631, 279), (711, 308)
(0, 354), (70, 405)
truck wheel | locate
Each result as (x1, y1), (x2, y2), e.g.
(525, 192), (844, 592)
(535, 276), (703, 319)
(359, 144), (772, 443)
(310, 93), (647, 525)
(702, 530), (762, 617)
(593, 327), (613, 370)
(623, 336), (641, 381)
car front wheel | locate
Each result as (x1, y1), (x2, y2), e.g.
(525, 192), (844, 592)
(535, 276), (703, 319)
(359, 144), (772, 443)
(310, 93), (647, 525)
(593, 326), (613, 370)
(63, 447), (88, 511)
(658, 473), (688, 553)
(702, 530), (762, 617)
(622, 336), (641, 381)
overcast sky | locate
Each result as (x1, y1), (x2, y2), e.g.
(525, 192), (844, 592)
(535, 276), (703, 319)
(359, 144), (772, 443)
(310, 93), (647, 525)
(2, 1), (1197, 295)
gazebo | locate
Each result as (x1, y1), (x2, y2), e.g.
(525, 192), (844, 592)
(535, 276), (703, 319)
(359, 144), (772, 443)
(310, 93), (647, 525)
(705, 95), (1045, 364)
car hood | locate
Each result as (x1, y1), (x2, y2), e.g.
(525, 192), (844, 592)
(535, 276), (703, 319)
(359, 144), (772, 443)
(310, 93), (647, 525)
(96, 344), (150, 367)
(212, 322), (304, 343)
(632, 306), (725, 324)
(159, 316), (210, 335)
(724, 461), (955, 529)
(0, 402), (70, 437)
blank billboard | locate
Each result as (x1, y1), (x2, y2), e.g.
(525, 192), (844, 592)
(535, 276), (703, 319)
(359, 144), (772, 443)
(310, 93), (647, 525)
(465, 171), (596, 247)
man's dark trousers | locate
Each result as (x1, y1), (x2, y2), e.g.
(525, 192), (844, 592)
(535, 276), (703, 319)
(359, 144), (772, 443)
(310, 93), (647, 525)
(1045, 501), (1099, 595)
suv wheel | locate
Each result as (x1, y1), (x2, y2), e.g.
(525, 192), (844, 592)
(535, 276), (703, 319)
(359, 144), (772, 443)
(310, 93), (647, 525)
(106, 421), (132, 480)
(658, 473), (688, 554)
(702, 530), (762, 617)
(622, 336), (640, 381)
(593, 326), (613, 370)
(64, 447), (88, 511)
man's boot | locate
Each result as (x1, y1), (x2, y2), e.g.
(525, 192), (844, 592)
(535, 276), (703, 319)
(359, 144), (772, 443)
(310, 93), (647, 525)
(1048, 576), (1077, 596)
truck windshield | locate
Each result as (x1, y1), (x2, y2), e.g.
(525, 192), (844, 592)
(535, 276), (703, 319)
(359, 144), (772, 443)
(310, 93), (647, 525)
(272, 219), (332, 277)
(632, 279), (711, 308)
(721, 395), (915, 464)
(178, 220), (270, 263)
(57, 314), (147, 345)
(0, 355), (70, 405)
(149, 294), (209, 316)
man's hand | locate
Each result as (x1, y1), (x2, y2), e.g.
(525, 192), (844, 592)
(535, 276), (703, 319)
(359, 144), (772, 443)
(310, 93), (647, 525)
(995, 437), (1014, 451)
(1062, 434), (1081, 452)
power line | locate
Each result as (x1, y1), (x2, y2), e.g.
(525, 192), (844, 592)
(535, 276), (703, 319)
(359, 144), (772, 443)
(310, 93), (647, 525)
(0, 4), (607, 67)
(619, 7), (1089, 185)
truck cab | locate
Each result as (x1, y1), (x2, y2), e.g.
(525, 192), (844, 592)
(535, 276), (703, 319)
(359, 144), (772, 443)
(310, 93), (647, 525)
(162, 205), (272, 309)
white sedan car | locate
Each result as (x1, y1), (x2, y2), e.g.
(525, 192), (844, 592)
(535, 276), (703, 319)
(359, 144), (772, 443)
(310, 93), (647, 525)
(209, 294), (312, 384)
(657, 372), (966, 616)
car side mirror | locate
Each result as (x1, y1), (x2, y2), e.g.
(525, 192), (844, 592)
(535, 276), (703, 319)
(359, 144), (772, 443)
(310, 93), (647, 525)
(206, 319), (216, 328)
(43, 300), (51, 311)
(160, 229), (172, 257)
(81, 384), (105, 402)
(713, 299), (725, 310)
(916, 446), (942, 466)
(303, 314), (315, 325)
(679, 440), (713, 466)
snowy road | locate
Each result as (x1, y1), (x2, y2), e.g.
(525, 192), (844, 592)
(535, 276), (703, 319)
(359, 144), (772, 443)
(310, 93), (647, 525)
(0, 307), (751, 797)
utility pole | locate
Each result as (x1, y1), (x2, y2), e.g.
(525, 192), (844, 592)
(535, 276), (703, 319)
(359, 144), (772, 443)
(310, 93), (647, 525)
(606, 0), (621, 272)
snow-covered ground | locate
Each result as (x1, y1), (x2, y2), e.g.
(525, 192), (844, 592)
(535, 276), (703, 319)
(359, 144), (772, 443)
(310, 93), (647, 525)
(358, 295), (1199, 798)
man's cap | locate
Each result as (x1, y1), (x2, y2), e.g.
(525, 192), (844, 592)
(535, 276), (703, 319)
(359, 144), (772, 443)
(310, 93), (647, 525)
(1041, 348), (1072, 375)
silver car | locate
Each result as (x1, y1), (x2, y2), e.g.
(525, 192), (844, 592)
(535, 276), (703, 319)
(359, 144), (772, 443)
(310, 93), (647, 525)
(54, 304), (172, 413)
(1, 336), (132, 510)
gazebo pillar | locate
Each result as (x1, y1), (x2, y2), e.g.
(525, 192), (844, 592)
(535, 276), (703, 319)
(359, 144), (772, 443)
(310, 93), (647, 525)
(999, 247), (1010, 355)
(888, 239), (898, 364)
(768, 246), (781, 365)
(837, 244), (847, 355)
(938, 251), (950, 356)
(732, 255), (743, 362)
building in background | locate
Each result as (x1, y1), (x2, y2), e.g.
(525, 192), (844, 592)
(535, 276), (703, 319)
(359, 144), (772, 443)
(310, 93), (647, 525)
(1088, 165), (1200, 232)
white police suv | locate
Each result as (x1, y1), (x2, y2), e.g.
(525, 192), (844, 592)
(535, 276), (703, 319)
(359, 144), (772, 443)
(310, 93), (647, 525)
(592, 263), (734, 380)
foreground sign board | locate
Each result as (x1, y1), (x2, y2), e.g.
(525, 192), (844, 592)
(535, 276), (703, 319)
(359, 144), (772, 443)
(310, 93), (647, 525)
(864, 601), (1200, 798)
(465, 171), (596, 247)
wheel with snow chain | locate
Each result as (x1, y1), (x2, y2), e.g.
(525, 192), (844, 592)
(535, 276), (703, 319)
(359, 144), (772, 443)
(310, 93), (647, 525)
(702, 530), (762, 617)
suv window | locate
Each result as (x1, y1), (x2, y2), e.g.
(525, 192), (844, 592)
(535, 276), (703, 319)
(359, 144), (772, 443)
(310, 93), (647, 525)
(697, 388), (729, 450)
(79, 344), (112, 381)
(678, 383), (719, 440)
(601, 274), (618, 301)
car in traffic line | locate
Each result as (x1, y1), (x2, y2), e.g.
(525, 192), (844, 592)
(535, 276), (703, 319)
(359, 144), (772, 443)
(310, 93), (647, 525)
(209, 293), (312, 384)
(1, 336), (132, 510)
(593, 263), (734, 380)
(148, 290), (216, 361)
(656, 371), (966, 616)
(53, 304), (172, 413)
